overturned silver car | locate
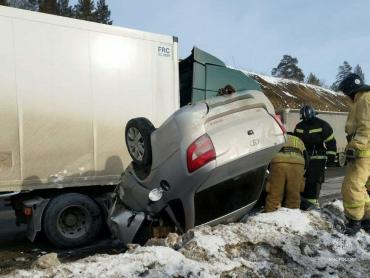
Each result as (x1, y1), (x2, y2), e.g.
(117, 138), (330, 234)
(108, 89), (286, 245)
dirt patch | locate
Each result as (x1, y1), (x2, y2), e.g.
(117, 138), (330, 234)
(0, 250), (40, 275)
(0, 239), (125, 275)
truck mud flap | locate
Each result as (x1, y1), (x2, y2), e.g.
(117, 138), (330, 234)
(108, 200), (145, 245)
(22, 197), (50, 242)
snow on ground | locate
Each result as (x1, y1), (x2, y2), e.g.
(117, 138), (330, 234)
(282, 91), (297, 99)
(254, 73), (281, 86)
(267, 76), (337, 96)
(254, 73), (339, 97)
(306, 83), (338, 96)
(228, 69), (350, 111)
(7, 200), (370, 278)
(240, 70), (284, 86)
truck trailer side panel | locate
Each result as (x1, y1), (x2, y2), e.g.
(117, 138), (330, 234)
(0, 6), (179, 192)
(278, 109), (348, 153)
(0, 15), (21, 185)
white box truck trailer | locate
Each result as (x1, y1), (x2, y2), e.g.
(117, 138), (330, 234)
(0, 6), (179, 247)
(277, 109), (348, 167)
(0, 6), (265, 248)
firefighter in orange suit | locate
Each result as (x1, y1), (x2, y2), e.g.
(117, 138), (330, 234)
(264, 134), (307, 212)
(338, 73), (370, 236)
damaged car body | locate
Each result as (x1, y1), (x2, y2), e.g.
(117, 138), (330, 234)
(108, 48), (286, 245)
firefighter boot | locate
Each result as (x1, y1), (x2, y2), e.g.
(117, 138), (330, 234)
(300, 197), (319, 211)
(345, 218), (362, 236)
(361, 219), (370, 234)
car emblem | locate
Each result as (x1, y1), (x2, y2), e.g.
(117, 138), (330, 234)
(250, 139), (260, 146)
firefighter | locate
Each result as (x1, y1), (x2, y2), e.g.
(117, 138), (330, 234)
(338, 73), (370, 236)
(264, 134), (307, 212)
(294, 105), (337, 209)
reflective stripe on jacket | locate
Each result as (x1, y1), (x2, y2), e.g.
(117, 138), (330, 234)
(270, 135), (306, 165)
(294, 116), (337, 157)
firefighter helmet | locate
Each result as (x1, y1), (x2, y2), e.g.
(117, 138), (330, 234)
(338, 73), (365, 98)
(299, 105), (316, 121)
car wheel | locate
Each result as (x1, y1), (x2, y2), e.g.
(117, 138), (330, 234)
(43, 193), (102, 249)
(337, 152), (346, 167)
(125, 118), (155, 168)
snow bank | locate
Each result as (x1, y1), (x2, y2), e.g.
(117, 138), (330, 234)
(239, 70), (351, 112)
(7, 201), (370, 278)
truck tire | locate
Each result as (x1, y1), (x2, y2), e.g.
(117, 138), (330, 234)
(42, 193), (102, 249)
(125, 117), (155, 168)
(337, 152), (346, 167)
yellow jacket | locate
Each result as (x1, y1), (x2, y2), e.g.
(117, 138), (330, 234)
(271, 135), (306, 165)
(346, 91), (370, 156)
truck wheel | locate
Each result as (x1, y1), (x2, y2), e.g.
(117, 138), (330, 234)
(337, 152), (346, 167)
(125, 118), (155, 167)
(43, 193), (102, 249)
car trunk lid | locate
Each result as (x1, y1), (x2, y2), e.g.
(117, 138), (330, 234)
(204, 93), (284, 167)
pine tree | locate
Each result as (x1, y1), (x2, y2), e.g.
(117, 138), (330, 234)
(94, 0), (112, 24)
(271, 55), (305, 82)
(354, 64), (365, 82)
(74, 0), (95, 22)
(332, 61), (352, 91)
(38, 0), (58, 15)
(57, 0), (73, 17)
(8, 0), (37, 10)
(0, 0), (9, 6)
(306, 73), (321, 86)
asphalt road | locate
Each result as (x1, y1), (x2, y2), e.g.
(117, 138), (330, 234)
(325, 166), (346, 180)
(0, 166), (346, 274)
(321, 166), (346, 196)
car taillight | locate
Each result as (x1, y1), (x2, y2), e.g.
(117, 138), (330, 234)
(273, 114), (287, 134)
(23, 207), (32, 216)
(187, 134), (216, 173)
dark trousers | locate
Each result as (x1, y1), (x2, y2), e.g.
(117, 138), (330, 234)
(301, 159), (326, 199)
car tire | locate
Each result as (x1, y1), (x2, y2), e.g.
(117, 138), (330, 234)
(125, 117), (155, 168)
(43, 193), (102, 249)
(337, 152), (346, 167)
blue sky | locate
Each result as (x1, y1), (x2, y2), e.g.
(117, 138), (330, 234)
(105, 0), (369, 85)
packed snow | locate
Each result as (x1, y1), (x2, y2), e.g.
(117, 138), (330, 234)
(7, 200), (370, 278)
